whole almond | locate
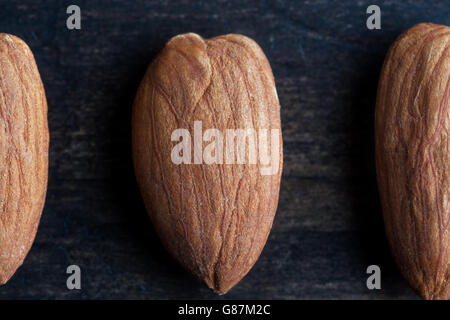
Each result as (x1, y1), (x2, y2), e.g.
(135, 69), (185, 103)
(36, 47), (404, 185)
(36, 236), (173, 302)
(132, 33), (283, 293)
(375, 23), (449, 300)
(0, 34), (49, 285)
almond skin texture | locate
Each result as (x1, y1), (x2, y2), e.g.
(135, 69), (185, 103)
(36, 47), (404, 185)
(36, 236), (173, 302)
(0, 34), (49, 285)
(132, 33), (283, 293)
(375, 23), (449, 300)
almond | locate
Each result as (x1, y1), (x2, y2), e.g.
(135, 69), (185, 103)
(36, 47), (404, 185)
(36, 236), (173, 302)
(132, 33), (283, 293)
(375, 23), (449, 299)
(0, 34), (49, 285)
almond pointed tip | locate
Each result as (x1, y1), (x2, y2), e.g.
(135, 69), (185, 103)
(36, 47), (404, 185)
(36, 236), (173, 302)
(0, 273), (11, 286)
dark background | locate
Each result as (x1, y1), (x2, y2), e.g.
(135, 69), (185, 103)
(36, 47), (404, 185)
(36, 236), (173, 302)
(0, 0), (448, 300)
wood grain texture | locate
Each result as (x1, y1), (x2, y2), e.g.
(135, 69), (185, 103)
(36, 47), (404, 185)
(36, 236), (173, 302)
(0, 33), (49, 285)
(0, 0), (448, 299)
(375, 23), (449, 300)
(132, 33), (282, 293)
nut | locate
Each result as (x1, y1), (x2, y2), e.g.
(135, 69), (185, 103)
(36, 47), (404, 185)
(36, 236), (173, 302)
(375, 23), (449, 300)
(132, 33), (283, 293)
(0, 34), (49, 285)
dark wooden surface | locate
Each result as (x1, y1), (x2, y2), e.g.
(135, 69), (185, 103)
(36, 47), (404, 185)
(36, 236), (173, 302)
(0, 0), (448, 300)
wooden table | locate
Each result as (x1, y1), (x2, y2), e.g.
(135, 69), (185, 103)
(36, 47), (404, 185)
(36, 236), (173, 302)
(0, 0), (448, 299)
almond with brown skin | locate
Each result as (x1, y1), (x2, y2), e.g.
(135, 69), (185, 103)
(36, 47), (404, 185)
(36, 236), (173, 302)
(132, 33), (283, 293)
(0, 34), (49, 285)
(375, 23), (449, 300)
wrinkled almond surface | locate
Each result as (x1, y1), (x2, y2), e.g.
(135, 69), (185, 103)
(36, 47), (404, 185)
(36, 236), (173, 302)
(0, 34), (49, 285)
(375, 23), (449, 300)
(132, 33), (283, 293)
